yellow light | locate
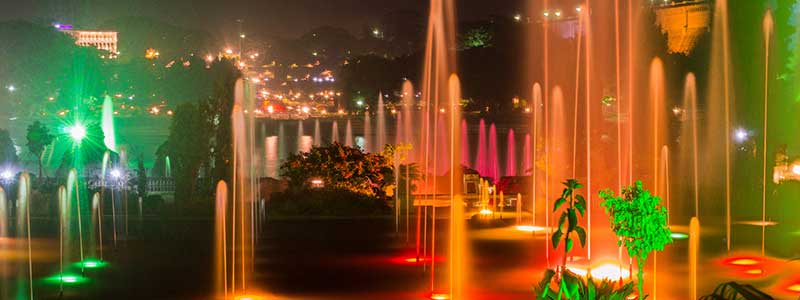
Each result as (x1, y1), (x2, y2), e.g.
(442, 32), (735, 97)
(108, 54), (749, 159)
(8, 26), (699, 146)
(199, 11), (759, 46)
(788, 284), (800, 293)
(745, 269), (763, 275)
(515, 225), (545, 232)
(730, 258), (759, 266)
(479, 209), (493, 215)
(430, 294), (450, 300)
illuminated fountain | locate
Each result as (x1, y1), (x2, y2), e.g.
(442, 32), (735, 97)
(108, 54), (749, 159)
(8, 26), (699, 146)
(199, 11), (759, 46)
(505, 129), (516, 176)
(330, 120), (339, 144)
(377, 93), (386, 150)
(364, 111), (372, 152)
(344, 119), (353, 147)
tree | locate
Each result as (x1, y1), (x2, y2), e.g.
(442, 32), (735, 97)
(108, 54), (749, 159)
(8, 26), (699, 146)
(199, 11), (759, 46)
(164, 102), (212, 202)
(551, 179), (588, 271)
(136, 154), (148, 198)
(25, 121), (54, 178)
(0, 128), (18, 166)
(280, 143), (394, 199)
(599, 181), (672, 299)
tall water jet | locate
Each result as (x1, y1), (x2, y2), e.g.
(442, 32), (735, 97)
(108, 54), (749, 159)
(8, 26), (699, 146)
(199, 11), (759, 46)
(682, 73), (700, 218)
(377, 93), (386, 150)
(648, 58), (667, 191)
(90, 192), (101, 261)
(101, 95), (117, 152)
(331, 121), (339, 144)
(0, 187), (6, 300)
(58, 186), (67, 295)
(278, 122), (286, 162)
(689, 217), (699, 300)
(230, 78), (258, 294)
(436, 113), (449, 175)
(296, 120), (304, 152)
(419, 0), (458, 295)
(531, 82), (544, 263)
(761, 10), (773, 256)
(344, 120), (353, 147)
(313, 119), (321, 146)
(447, 75), (465, 300)
(17, 173), (33, 300)
(402, 81), (415, 162)
(214, 181), (228, 300)
(488, 123), (499, 182)
(265, 136), (278, 179)
(505, 129), (516, 176)
(67, 169), (85, 274)
(165, 156), (172, 178)
(475, 119), (488, 176)
(364, 112), (372, 152)
(707, 0), (733, 251)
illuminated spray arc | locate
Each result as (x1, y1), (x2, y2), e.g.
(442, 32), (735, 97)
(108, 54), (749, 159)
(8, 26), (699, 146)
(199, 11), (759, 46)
(761, 10), (772, 256)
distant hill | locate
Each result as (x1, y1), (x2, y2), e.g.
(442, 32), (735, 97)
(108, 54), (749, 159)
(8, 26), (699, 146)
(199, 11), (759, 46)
(99, 16), (217, 62)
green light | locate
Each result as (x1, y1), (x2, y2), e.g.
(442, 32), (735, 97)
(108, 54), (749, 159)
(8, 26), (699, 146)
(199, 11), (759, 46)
(67, 124), (87, 143)
(45, 273), (89, 285)
(75, 259), (107, 269)
(670, 232), (689, 240)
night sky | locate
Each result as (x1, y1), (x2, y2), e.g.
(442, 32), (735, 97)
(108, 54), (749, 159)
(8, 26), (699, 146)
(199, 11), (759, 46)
(0, 0), (524, 38)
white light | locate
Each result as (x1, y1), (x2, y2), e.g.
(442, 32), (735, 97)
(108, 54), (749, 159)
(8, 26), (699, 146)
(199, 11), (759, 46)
(734, 128), (749, 143)
(554, 11), (562, 17)
(792, 164), (800, 175)
(543, 11), (550, 17)
(301, 106), (310, 113)
(0, 170), (13, 180)
(267, 105), (274, 114)
(67, 124), (87, 142)
(7, 85), (15, 92)
(513, 14), (522, 21)
(110, 169), (122, 179)
(576, 6), (582, 12)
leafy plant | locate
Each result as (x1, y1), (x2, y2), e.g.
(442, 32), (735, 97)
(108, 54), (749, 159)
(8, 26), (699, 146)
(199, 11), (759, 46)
(25, 121), (54, 178)
(599, 181), (672, 299)
(552, 179), (588, 270)
(535, 269), (636, 300)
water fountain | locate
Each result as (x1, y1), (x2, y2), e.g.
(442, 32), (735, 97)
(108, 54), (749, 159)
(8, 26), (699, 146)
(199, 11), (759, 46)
(505, 129), (516, 176)
(313, 118), (321, 146)
(345, 119), (353, 147)
(331, 120), (339, 144)
(17, 173), (33, 300)
(101, 95), (117, 152)
(377, 93), (386, 150)
(488, 123), (498, 182)
(760, 10), (773, 256)
(475, 119), (487, 176)
(364, 111), (372, 152)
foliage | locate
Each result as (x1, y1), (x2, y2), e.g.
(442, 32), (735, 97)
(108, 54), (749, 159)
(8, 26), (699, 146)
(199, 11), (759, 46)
(163, 102), (212, 203)
(552, 179), (588, 270)
(0, 128), (18, 165)
(280, 143), (394, 199)
(205, 59), (240, 184)
(398, 163), (420, 196)
(599, 181), (672, 299)
(25, 121), (53, 178)
(136, 154), (148, 197)
(461, 26), (493, 49)
(534, 269), (636, 300)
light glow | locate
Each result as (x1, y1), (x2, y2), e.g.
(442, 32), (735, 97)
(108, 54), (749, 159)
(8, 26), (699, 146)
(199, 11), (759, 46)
(67, 124), (87, 143)
(515, 225), (545, 232)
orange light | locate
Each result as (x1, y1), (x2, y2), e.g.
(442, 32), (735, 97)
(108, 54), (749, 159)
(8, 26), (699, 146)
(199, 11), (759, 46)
(515, 225), (545, 232)
(430, 293), (450, 300)
(729, 258), (759, 266)
(745, 269), (763, 275)
(479, 209), (493, 215)
(788, 284), (800, 293)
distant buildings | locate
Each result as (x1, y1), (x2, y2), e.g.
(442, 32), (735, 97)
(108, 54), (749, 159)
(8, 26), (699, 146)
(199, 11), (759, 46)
(58, 25), (119, 58)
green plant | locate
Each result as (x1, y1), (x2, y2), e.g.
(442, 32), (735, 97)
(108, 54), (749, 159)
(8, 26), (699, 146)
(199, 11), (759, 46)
(535, 269), (636, 300)
(25, 121), (54, 178)
(552, 179), (588, 270)
(599, 181), (672, 299)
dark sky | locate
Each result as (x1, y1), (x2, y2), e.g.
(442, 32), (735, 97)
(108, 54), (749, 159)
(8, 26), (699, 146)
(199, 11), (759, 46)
(0, 0), (524, 38)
